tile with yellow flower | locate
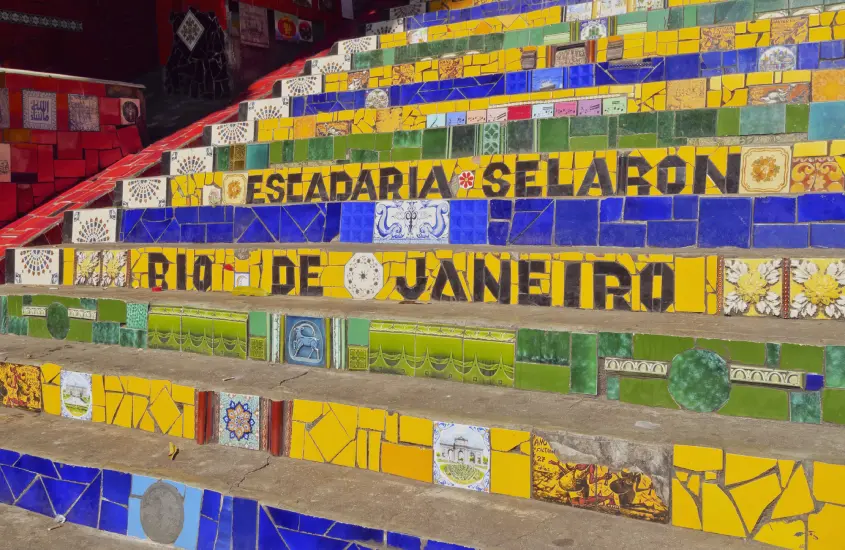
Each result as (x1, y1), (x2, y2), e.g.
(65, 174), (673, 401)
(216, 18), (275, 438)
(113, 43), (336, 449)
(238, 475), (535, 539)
(789, 259), (845, 320)
(0, 362), (41, 412)
(723, 259), (783, 317)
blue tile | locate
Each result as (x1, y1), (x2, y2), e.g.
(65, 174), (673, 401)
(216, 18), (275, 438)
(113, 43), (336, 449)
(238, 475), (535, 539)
(449, 200), (488, 245)
(198, 516), (218, 550)
(340, 202), (376, 243)
(665, 53), (699, 80)
(509, 206), (554, 245)
(176, 486), (202, 550)
(820, 40), (844, 59)
(206, 223), (234, 243)
(490, 199), (512, 220)
(1, 465), (36, 499)
(735, 48), (759, 73)
(252, 206), (281, 242)
(238, 218), (276, 243)
(299, 513), (334, 535)
(754, 196), (796, 223)
(198, 205), (229, 224)
(16, 478), (54, 517)
(159, 219), (182, 243)
(809, 101), (845, 140)
(122, 220), (154, 243)
(121, 209), (143, 234)
(531, 68), (564, 91)
(698, 197), (751, 248)
(623, 197), (672, 221)
(139, 219), (169, 242)
(181, 223), (207, 243)
(278, 528), (348, 550)
(387, 532), (423, 550)
(16, 454), (59, 478)
(555, 199), (598, 246)
(323, 203), (341, 242)
(174, 206), (199, 224)
(646, 221), (697, 247)
(810, 224), (845, 248)
(798, 42), (820, 70)
(567, 64), (594, 88)
(99, 500), (129, 535)
(102, 469), (131, 505)
(266, 506), (300, 530)
(798, 193), (845, 221)
(233, 207), (257, 241)
(66, 472), (101, 528)
(599, 223), (647, 247)
(599, 197), (623, 222)
(488, 222), (509, 246)
(672, 196), (698, 220)
(515, 198), (552, 211)
(201, 489), (222, 521)
(214, 496), (233, 550)
(42, 475), (86, 515)
(232, 497), (258, 550)
(753, 225), (809, 248)
(0, 449), (20, 466)
(258, 507), (286, 550)
(806, 374), (824, 392)
(326, 522), (384, 544)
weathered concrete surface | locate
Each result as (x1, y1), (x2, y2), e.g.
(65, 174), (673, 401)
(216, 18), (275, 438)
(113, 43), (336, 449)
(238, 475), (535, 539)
(1, 332), (843, 464)
(9, 284), (845, 345)
(0, 503), (159, 549)
(0, 407), (765, 549)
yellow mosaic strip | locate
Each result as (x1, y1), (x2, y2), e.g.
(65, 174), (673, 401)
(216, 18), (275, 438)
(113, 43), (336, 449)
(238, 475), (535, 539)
(40, 363), (195, 439)
(673, 444), (845, 548)
(259, 68), (842, 141)
(328, 13), (845, 92)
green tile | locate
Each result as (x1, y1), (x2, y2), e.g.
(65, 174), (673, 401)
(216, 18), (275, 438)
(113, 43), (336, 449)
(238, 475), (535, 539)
(570, 116), (608, 136)
(248, 311), (267, 337)
(607, 118), (618, 148)
(740, 104), (786, 135)
(126, 303), (148, 331)
(657, 111), (684, 146)
(245, 143), (269, 170)
(92, 321), (120, 345)
(754, 0), (788, 9)
(785, 103), (809, 134)
(347, 318), (370, 346)
(618, 134), (658, 148)
(571, 333), (597, 395)
(348, 134), (375, 150)
(31, 295), (80, 308)
(647, 8), (670, 31)
(515, 362), (570, 394)
(293, 139), (309, 162)
(781, 343), (823, 373)
(350, 150), (378, 163)
(823, 388), (845, 423)
(464, 336), (514, 388)
(120, 328), (147, 349)
(0, 296), (6, 334)
(633, 334), (693, 361)
(516, 328), (570, 365)
(394, 130), (422, 148)
(269, 141), (285, 164)
(674, 109), (717, 138)
(538, 118), (569, 153)
(422, 128), (448, 159)
(7, 316), (27, 336)
(67, 319), (93, 343)
(716, 108), (740, 136)
(766, 343), (781, 368)
(790, 391), (821, 424)
(450, 125), (476, 158)
(618, 112), (657, 135)
(503, 29), (529, 49)
(382, 48), (394, 66)
(606, 376), (620, 400)
(28, 318), (50, 339)
(392, 147), (422, 161)
(682, 5), (697, 27)
(485, 33), (504, 51)
(333, 136), (348, 161)
(825, 346), (845, 387)
(695, 339), (765, 365)
(215, 146), (230, 171)
(718, 385), (789, 420)
(97, 299), (126, 324)
(619, 378), (679, 409)
(374, 132), (393, 151)
(715, 0), (753, 23)
(598, 332), (632, 358)
(569, 135), (608, 151)
(506, 119), (534, 154)
(696, 4), (715, 25)
(617, 11), (648, 24)
(528, 26), (545, 46)
(667, 6), (684, 29)
(669, 349), (730, 412)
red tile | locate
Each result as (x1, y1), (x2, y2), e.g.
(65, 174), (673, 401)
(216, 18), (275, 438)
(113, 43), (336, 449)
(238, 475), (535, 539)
(29, 130), (58, 145)
(117, 125), (142, 155)
(57, 132), (83, 159)
(507, 105), (532, 120)
(55, 79), (86, 96)
(81, 131), (114, 150)
(84, 149), (99, 177)
(17, 186), (34, 215)
(81, 82), (107, 97)
(32, 182), (58, 205)
(54, 159), (85, 178)
(10, 144), (37, 173)
(56, 93), (69, 131)
(37, 145), (54, 182)
(0, 186), (16, 222)
(99, 97), (121, 125)
(8, 91), (22, 128)
(99, 148), (122, 169)
(54, 178), (78, 193)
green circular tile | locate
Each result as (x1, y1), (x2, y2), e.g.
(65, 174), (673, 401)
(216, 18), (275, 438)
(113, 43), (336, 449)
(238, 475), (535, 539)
(46, 302), (69, 340)
(668, 349), (730, 413)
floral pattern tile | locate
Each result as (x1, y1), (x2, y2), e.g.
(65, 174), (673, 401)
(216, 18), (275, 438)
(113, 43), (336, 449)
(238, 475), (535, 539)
(723, 259), (782, 317)
(218, 392), (260, 450)
(789, 259), (845, 320)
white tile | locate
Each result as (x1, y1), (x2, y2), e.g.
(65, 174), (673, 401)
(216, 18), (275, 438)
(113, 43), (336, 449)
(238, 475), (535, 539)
(13, 248), (61, 285)
(365, 19), (404, 36)
(279, 75), (322, 98)
(244, 97), (290, 120)
(70, 208), (118, 244)
(209, 121), (255, 145)
(337, 35), (378, 56)
(372, 200), (450, 244)
(390, 3), (425, 18)
(168, 146), (214, 175)
(309, 54), (352, 75)
(121, 177), (167, 208)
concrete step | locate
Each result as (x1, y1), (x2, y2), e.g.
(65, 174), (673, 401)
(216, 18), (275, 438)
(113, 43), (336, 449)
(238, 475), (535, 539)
(0, 406), (763, 550)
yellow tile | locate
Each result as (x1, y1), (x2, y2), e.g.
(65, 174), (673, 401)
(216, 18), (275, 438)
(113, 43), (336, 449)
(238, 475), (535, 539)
(490, 451), (530, 498)
(183, 405), (195, 439)
(831, 140), (845, 156)
(41, 385), (61, 415)
(168, 417), (183, 437)
(810, 27), (833, 42)
(148, 389), (181, 433)
(368, 431), (381, 472)
(725, 453), (777, 486)
(808, 503), (845, 549)
(490, 428), (530, 452)
(92, 405), (105, 423)
(40, 363), (61, 384)
(150, 380), (172, 401)
(293, 399), (324, 422)
(705, 471), (717, 480)
(773, 465), (814, 518)
(112, 395), (133, 429)
(729, 474), (781, 532)
(813, 462), (845, 505)
(126, 376), (150, 396)
(794, 141), (828, 157)
(754, 520), (806, 549)
(702, 483), (745, 537)
(105, 392), (123, 424)
(303, 433), (324, 463)
(132, 396), (148, 428)
(385, 412), (399, 442)
(330, 402), (358, 437)
(381, 441), (433, 483)
(746, 72), (774, 86)
(359, 407), (386, 431)
(171, 384), (195, 405)
(91, 375), (105, 407)
(735, 34), (759, 49)
(399, 415), (433, 446)
(104, 375), (123, 392)
(674, 257), (706, 313)
(356, 430), (367, 469)
(672, 478), (702, 529)
(310, 411), (354, 462)
(332, 440), (356, 468)
(778, 460), (795, 487)
(688, 474), (700, 496)
(138, 411), (155, 432)
(675, 445), (723, 471)
(289, 422), (305, 459)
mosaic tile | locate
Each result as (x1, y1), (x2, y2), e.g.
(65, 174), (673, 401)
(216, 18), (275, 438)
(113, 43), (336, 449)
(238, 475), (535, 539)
(68, 94), (99, 132)
(285, 316), (326, 367)
(433, 422), (490, 493)
(218, 392), (260, 450)
(22, 89), (56, 130)
(60, 370), (93, 421)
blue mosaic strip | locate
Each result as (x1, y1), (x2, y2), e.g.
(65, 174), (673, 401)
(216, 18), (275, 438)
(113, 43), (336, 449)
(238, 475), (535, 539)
(118, 195), (845, 249)
(403, 0), (567, 30)
(294, 40), (845, 117)
(0, 448), (473, 550)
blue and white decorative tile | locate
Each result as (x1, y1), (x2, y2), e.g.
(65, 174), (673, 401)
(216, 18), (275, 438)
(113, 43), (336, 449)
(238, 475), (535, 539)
(344, 253), (384, 300)
(758, 45), (797, 72)
(13, 248), (60, 285)
(285, 316), (326, 367)
(127, 475), (202, 549)
(60, 370), (93, 421)
(67, 94), (99, 132)
(372, 200), (449, 244)
(432, 422), (490, 493)
(120, 177), (167, 208)
(209, 121), (254, 146)
(566, 2), (592, 21)
(244, 97), (290, 120)
(580, 18), (608, 39)
(218, 392), (260, 451)
(71, 208), (118, 244)
(22, 89), (56, 130)
(169, 147), (214, 176)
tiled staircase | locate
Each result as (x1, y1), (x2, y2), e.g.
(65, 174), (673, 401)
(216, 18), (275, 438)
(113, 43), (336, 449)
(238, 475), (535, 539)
(2, 0), (845, 548)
